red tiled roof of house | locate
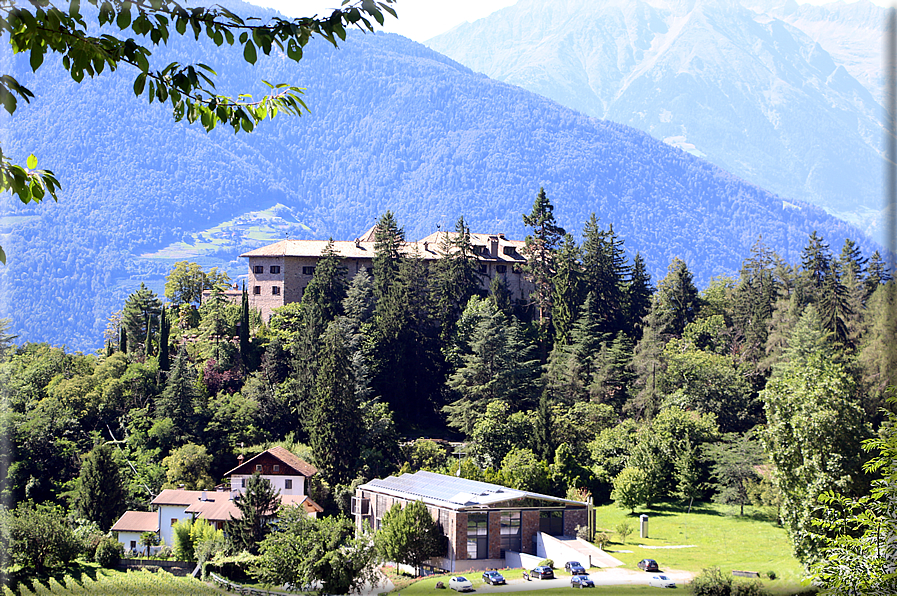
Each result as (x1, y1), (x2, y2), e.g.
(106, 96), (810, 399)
(151, 489), (206, 506)
(186, 492), (324, 521)
(224, 446), (318, 478)
(111, 511), (159, 533)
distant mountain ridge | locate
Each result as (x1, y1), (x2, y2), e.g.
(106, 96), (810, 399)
(426, 0), (887, 239)
(0, 2), (875, 350)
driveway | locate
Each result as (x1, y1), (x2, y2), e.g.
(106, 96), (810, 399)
(457, 568), (695, 592)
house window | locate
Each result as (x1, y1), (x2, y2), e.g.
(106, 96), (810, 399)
(496, 265), (507, 274)
(500, 511), (521, 554)
(253, 286), (261, 295)
(256, 464), (263, 471)
(302, 266), (316, 275)
(366, 267), (373, 275)
(241, 478), (246, 488)
(270, 265), (281, 274)
(479, 264), (488, 274)
(273, 465), (280, 472)
(467, 513), (488, 559)
(130, 540), (137, 550)
(254, 265), (264, 274)
(285, 479), (293, 490)
(272, 286), (280, 295)
(171, 518), (177, 527)
(503, 246), (516, 256)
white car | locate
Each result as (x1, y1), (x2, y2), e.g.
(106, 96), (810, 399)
(449, 576), (473, 592)
(648, 574), (677, 588)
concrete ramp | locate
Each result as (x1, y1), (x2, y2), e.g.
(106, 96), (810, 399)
(540, 534), (624, 569)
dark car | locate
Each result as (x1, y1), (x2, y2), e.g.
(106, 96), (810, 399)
(531, 566), (555, 579)
(637, 558), (659, 572)
(571, 575), (595, 588)
(565, 561), (587, 575)
(482, 570), (506, 585)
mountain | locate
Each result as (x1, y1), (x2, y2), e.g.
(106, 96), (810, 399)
(0, 3), (873, 351)
(426, 0), (886, 238)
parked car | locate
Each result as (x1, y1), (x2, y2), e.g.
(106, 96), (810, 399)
(637, 559), (659, 572)
(648, 574), (677, 588)
(570, 575), (595, 588)
(449, 576), (473, 592)
(531, 566), (555, 579)
(482, 570), (506, 585)
(565, 561), (587, 575)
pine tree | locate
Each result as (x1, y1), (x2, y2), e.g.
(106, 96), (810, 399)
(521, 188), (566, 352)
(624, 252), (653, 341)
(819, 262), (852, 348)
(121, 283), (162, 355)
(226, 473), (280, 555)
(156, 348), (200, 442)
(581, 215), (629, 337)
(489, 274), (514, 320)
(801, 231), (832, 295)
(430, 217), (481, 343)
(302, 239), (348, 323)
(733, 237), (779, 365)
(310, 321), (362, 486)
(533, 390), (554, 461)
(551, 234), (583, 346)
(653, 258), (700, 339)
(373, 211), (405, 306)
(73, 443), (126, 532)
(865, 250), (892, 298)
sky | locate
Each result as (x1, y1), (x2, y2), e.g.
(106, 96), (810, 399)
(250, 0), (896, 43)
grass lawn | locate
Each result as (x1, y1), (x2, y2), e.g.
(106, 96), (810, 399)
(593, 501), (813, 594)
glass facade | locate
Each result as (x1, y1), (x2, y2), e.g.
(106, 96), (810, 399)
(467, 513), (488, 559)
(500, 511), (521, 554)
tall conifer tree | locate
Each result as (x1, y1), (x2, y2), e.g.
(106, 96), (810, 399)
(521, 188), (565, 354)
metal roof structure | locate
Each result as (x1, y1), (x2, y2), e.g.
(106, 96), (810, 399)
(358, 470), (585, 511)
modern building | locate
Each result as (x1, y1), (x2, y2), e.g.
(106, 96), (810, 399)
(352, 470), (590, 572)
(240, 227), (533, 322)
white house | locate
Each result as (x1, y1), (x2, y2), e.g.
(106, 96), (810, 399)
(110, 511), (160, 555)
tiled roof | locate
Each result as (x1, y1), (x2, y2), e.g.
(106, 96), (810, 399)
(240, 230), (527, 263)
(358, 470), (585, 511)
(223, 446), (318, 478)
(111, 511), (159, 533)
(185, 492), (323, 521)
(151, 489), (206, 506)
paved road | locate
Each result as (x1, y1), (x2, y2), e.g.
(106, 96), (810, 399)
(445, 569), (695, 593)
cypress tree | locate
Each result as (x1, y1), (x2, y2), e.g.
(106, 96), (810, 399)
(73, 443), (126, 532)
(158, 305), (171, 372)
(119, 325), (127, 354)
(310, 321), (362, 486)
(239, 283), (250, 367)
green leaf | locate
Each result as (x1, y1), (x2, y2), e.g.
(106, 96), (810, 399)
(29, 41), (44, 72)
(116, 8), (131, 29)
(133, 72), (146, 95)
(0, 245), (6, 265)
(243, 41), (257, 65)
(26, 154), (37, 169)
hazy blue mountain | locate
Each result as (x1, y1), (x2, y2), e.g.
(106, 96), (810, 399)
(0, 4), (873, 350)
(427, 0), (886, 239)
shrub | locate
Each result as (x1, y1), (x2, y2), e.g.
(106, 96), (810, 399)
(690, 567), (732, 596)
(7, 502), (80, 572)
(733, 580), (770, 596)
(94, 537), (123, 568)
(615, 521), (633, 543)
(594, 532), (610, 549)
(538, 559), (554, 568)
(767, 571), (776, 580)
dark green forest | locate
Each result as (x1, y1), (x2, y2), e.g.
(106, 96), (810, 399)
(0, 0), (875, 351)
(3, 194), (894, 569)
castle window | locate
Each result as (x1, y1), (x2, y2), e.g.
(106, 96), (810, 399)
(272, 286), (280, 296)
(254, 265), (264, 274)
(270, 266), (281, 274)
(253, 286), (261, 295)
(302, 266), (316, 276)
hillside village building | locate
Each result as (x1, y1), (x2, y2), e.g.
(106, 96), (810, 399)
(239, 226), (533, 322)
(111, 447), (322, 553)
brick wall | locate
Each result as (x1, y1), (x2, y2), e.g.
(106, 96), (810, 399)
(564, 508), (588, 537)
(454, 511), (468, 560)
(487, 511), (502, 559)
(521, 510), (540, 555)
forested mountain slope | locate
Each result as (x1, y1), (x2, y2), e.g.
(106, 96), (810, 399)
(426, 0), (886, 238)
(0, 2), (871, 350)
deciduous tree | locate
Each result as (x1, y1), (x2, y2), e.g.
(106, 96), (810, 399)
(376, 500), (445, 576)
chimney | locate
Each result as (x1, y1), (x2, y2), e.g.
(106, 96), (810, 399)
(423, 241), (429, 252)
(355, 238), (361, 248)
(237, 453), (244, 466)
(489, 237), (499, 257)
(201, 490), (207, 501)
